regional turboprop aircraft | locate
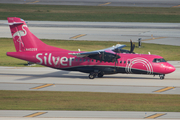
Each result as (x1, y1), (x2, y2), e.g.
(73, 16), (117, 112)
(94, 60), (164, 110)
(6, 17), (176, 79)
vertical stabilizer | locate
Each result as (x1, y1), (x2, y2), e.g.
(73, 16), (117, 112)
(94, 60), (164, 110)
(8, 17), (66, 52)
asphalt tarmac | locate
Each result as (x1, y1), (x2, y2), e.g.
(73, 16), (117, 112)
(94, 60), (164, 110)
(0, 110), (180, 119)
(1, 21), (180, 46)
(0, 61), (180, 94)
(0, 62), (179, 119)
(0, 0), (180, 7)
(0, 62), (180, 119)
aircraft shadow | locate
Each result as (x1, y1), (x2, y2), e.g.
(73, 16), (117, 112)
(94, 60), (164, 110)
(0, 71), (158, 80)
(103, 75), (158, 80)
(0, 71), (88, 81)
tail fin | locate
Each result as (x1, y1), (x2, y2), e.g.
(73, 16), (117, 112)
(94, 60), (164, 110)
(8, 17), (66, 52)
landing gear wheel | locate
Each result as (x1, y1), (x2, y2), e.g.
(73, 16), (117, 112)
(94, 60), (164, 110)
(98, 73), (104, 78)
(159, 74), (165, 80)
(89, 72), (96, 79)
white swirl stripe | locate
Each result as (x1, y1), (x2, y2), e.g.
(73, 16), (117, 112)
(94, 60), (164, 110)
(125, 57), (153, 74)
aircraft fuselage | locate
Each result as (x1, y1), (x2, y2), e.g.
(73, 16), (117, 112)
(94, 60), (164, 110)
(7, 51), (175, 76)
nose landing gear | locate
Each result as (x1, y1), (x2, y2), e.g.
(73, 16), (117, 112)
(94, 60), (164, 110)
(159, 74), (165, 80)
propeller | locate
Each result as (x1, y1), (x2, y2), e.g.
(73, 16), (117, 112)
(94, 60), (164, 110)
(129, 40), (135, 53)
(102, 51), (104, 61)
(114, 46), (121, 71)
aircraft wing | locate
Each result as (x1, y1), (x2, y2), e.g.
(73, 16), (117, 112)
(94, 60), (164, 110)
(99, 44), (126, 51)
(69, 51), (101, 57)
(69, 44), (126, 57)
(68, 44), (126, 62)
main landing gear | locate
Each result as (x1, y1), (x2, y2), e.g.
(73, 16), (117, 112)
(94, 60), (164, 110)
(89, 72), (104, 79)
(159, 74), (165, 80)
(89, 72), (96, 79)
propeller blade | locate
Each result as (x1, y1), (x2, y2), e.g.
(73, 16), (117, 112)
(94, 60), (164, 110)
(130, 40), (135, 53)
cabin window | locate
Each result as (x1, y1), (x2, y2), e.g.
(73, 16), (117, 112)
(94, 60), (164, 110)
(92, 60), (94, 62)
(124, 61), (126, 64)
(76, 59), (78, 62)
(153, 58), (166, 63)
(80, 59), (82, 62)
(88, 59), (90, 62)
(128, 61), (130, 64)
(83, 59), (86, 62)
(120, 61), (122, 64)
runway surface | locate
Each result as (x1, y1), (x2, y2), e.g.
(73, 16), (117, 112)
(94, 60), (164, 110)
(0, 61), (180, 94)
(0, 0), (180, 7)
(0, 110), (180, 119)
(1, 20), (180, 46)
(0, 62), (180, 119)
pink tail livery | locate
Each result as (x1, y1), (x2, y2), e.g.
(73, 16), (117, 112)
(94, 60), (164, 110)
(7, 17), (66, 52)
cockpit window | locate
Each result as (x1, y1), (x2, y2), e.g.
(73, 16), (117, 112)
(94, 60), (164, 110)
(153, 58), (166, 63)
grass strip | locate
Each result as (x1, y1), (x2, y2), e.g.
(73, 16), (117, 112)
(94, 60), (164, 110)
(1, 38), (180, 66)
(0, 90), (180, 112)
(0, 4), (180, 22)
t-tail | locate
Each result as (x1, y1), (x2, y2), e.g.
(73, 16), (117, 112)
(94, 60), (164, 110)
(7, 17), (67, 52)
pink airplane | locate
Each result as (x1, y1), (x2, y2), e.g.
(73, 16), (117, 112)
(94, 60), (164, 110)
(6, 17), (175, 79)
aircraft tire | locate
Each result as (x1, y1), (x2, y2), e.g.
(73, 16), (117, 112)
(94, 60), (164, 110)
(98, 73), (104, 78)
(89, 72), (96, 79)
(159, 74), (165, 80)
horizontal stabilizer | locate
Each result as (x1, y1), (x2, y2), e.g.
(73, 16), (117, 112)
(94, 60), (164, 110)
(6, 22), (24, 25)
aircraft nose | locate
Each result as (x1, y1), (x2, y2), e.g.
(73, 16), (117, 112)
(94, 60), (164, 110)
(167, 65), (176, 73)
